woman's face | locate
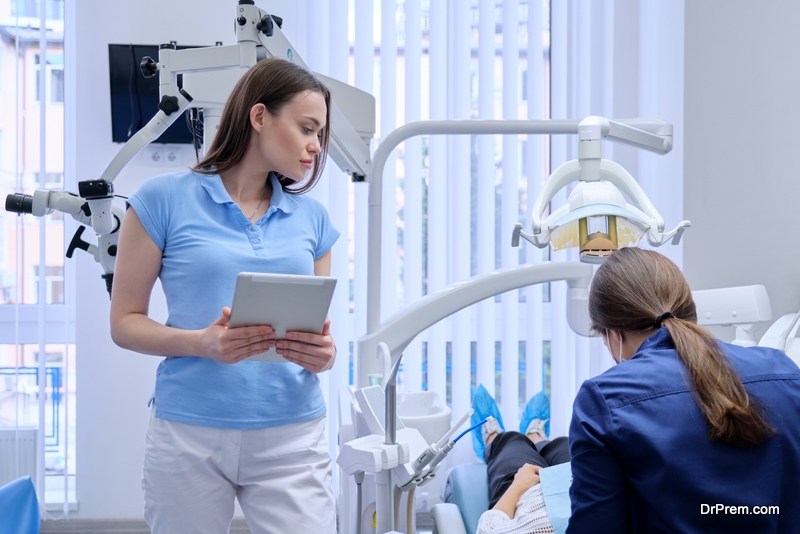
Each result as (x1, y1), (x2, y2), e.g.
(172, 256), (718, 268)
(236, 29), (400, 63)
(252, 90), (327, 180)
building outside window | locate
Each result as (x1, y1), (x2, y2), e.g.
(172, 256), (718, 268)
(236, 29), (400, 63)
(34, 53), (64, 104)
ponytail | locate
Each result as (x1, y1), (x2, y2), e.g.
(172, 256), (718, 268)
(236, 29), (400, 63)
(589, 247), (774, 448)
(662, 317), (774, 447)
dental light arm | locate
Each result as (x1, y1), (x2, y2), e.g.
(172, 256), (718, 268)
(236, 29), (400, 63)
(352, 263), (595, 532)
(357, 262), (594, 386)
(579, 116), (673, 154)
(5, 1), (375, 296)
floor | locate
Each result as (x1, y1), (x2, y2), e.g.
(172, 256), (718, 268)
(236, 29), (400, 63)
(38, 515), (436, 533)
(39, 518), (252, 533)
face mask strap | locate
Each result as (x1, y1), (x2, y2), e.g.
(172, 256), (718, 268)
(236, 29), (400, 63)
(605, 329), (624, 365)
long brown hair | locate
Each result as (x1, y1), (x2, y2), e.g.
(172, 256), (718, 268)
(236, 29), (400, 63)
(193, 58), (331, 194)
(589, 247), (774, 447)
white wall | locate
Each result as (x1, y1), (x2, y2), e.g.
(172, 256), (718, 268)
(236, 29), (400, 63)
(71, 0), (303, 519)
(683, 1), (800, 340)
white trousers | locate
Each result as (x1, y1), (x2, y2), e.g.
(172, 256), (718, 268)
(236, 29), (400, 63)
(142, 407), (336, 534)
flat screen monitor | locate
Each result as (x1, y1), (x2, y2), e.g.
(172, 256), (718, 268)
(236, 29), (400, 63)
(108, 44), (205, 144)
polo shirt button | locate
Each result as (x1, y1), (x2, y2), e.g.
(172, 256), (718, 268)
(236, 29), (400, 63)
(253, 238), (260, 243)
(249, 225), (253, 231)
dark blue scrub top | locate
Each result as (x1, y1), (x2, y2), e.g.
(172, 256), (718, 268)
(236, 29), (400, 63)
(568, 327), (800, 533)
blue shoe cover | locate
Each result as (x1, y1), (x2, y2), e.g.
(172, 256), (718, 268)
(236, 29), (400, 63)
(470, 384), (504, 461)
(519, 391), (551, 438)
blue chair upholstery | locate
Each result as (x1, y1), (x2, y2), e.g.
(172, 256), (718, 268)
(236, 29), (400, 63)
(444, 462), (489, 534)
(0, 476), (40, 534)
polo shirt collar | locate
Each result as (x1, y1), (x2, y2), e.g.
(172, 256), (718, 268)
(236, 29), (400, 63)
(199, 171), (298, 214)
(267, 172), (298, 214)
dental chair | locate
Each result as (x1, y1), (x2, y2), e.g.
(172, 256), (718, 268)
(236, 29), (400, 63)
(430, 462), (489, 534)
(0, 476), (40, 534)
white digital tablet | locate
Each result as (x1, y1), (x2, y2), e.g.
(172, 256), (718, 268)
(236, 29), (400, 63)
(228, 272), (337, 362)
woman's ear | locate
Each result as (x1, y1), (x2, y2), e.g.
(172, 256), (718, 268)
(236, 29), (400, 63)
(607, 329), (623, 345)
(250, 103), (267, 133)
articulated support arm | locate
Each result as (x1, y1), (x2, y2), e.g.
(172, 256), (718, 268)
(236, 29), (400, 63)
(6, 189), (124, 297)
(357, 262), (594, 388)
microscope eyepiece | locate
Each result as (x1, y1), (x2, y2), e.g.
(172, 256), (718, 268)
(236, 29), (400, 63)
(5, 193), (34, 214)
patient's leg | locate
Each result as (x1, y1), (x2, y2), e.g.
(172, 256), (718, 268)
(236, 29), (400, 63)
(524, 423), (570, 467)
(485, 432), (549, 508)
(536, 436), (570, 466)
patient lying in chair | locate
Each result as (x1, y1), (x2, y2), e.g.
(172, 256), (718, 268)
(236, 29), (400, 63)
(472, 386), (570, 534)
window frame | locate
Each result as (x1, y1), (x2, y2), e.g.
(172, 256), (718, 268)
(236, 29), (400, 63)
(34, 53), (65, 105)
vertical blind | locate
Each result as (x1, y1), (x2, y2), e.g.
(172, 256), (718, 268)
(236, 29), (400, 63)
(311, 0), (560, 468)
(296, 0), (684, 462)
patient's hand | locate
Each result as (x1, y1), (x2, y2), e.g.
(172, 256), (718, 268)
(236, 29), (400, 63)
(491, 464), (543, 519)
(511, 464), (542, 493)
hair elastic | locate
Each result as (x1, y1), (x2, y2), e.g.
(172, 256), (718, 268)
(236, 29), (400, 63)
(654, 311), (675, 328)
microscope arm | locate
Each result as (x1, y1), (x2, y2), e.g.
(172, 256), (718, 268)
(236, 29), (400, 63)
(99, 102), (191, 186)
(253, 13), (374, 180)
(5, 2), (375, 295)
(51, 95), (187, 291)
(18, 189), (124, 293)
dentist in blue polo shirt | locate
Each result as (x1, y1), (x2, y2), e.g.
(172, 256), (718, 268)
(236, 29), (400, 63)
(110, 58), (339, 534)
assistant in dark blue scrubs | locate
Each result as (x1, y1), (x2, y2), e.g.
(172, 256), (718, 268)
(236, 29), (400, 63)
(567, 247), (800, 534)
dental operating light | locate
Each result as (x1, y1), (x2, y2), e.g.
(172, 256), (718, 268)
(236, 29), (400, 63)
(512, 116), (691, 263)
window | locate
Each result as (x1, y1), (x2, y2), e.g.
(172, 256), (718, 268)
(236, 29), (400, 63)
(50, 68), (64, 103)
(33, 266), (64, 305)
(12, 0), (64, 21)
(521, 68), (527, 100)
(0, 343), (75, 490)
(1, 0), (70, 509)
(35, 54), (64, 104)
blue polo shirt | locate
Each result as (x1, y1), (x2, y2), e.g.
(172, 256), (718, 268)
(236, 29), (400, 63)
(127, 170), (339, 429)
(567, 327), (800, 533)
